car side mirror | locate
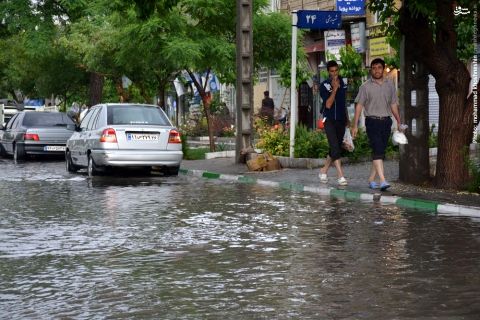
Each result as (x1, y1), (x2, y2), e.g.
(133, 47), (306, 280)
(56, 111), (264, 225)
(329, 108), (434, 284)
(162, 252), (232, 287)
(75, 125), (82, 132)
(0, 123), (5, 130)
(66, 124), (76, 131)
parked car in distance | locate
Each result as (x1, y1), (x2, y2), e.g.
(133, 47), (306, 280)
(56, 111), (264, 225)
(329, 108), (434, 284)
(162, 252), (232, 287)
(65, 103), (183, 176)
(0, 111), (76, 160)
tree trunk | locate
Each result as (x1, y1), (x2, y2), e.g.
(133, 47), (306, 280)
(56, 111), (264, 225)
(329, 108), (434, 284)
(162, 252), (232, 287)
(398, 1), (474, 190)
(88, 72), (104, 107)
(114, 77), (130, 102)
(186, 69), (216, 151)
(157, 83), (166, 109)
(201, 93), (216, 151)
(434, 70), (473, 188)
(138, 83), (151, 104)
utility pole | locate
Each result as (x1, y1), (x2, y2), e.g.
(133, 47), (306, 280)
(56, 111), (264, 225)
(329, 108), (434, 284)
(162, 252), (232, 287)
(235, 0), (254, 163)
(399, 35), (430, 184)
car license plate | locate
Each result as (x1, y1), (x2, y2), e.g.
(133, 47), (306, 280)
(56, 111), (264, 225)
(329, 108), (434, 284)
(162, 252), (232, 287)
(127, 133), (159, 141)
(44, 146), (66, 151)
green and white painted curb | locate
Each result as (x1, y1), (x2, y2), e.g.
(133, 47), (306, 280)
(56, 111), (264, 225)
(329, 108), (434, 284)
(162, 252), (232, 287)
(179, 168), (480, 217)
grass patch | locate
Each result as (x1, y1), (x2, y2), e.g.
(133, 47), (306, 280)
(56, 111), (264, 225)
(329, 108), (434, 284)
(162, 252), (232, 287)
(185, 147), (210, 160)
(181, 135), (210, 160)
(467, 158), (480, 193)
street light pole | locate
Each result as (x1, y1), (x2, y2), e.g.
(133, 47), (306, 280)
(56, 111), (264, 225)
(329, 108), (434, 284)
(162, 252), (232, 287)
(289, 11), (298, 158)
(315, 61), (326, 129)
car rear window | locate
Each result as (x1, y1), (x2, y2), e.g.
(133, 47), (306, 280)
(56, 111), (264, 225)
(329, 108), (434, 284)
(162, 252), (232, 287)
(23, 112), (75, 127)
(107, 105), (171, 126)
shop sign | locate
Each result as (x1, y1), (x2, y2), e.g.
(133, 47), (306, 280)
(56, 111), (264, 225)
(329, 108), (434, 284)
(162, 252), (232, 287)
(351, 22), (366, 53)
(336, 0), (366, 15)
(325, 29), (346, 61)
(369, 37), (390, 56)
(367, 25), (386, 38)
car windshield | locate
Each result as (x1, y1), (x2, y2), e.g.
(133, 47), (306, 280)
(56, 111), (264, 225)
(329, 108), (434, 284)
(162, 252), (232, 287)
(107, 105), (170, 126)
(23, 112), (75, 127)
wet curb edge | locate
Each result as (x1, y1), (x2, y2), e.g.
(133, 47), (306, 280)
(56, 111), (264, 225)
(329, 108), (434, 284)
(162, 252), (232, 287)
(179, 168), (480, 218)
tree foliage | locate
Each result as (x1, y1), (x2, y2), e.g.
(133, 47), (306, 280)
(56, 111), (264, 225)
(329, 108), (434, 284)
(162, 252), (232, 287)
(1, 0), (294, 113)
(368, 0), (475, 62)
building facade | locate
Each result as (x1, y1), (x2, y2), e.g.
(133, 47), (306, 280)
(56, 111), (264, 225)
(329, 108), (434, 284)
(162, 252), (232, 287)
(262, 0), (373, 128)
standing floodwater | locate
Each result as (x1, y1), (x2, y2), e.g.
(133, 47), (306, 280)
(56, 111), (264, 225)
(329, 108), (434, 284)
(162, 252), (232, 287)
(0, 160), (479, 319)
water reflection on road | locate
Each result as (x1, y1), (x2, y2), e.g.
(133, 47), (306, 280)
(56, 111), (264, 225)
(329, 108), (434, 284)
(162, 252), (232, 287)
(1, 159), (479, 319)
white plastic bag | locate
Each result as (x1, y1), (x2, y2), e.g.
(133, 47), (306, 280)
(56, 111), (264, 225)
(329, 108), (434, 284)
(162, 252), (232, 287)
(342, 128), (355, 152)
(392, 130), (408, 145)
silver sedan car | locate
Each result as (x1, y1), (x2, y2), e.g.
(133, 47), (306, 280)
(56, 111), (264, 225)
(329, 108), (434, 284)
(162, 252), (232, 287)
(66, 103), (183, 176)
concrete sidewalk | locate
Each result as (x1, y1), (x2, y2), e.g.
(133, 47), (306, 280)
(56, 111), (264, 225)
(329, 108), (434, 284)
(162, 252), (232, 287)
(181, 158), (480, 217)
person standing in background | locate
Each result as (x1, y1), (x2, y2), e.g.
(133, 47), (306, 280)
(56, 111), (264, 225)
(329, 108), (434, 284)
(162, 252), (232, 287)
(260, 91), (275, 125)
(318, 60), (349, 186)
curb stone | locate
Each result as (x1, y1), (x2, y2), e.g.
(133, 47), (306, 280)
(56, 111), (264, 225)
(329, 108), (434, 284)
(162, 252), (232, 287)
(180, 168), (480, 218)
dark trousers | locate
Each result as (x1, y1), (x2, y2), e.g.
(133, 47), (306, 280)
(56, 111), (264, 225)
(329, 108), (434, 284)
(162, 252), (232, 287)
(260, 107), (274, 125)
(324, 119), (346, 161)
(365, 117), (392, 160)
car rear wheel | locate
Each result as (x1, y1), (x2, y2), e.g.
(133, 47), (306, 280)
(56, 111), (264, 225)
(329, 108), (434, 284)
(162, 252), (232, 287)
(66, 151), (79, 173)
(13, 144), (25, 161)
(0, 143), (6, 157)
(164, 165), (180, 176)
(87, 155), (100, 177)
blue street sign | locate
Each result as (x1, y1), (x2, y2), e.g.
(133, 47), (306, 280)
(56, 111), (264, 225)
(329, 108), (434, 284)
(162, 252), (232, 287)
(336, 0), (365, 15)
(296, 10), (342, 30)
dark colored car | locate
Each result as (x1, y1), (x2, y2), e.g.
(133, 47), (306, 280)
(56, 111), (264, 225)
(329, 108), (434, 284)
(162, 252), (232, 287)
(0, 111), (75, 160)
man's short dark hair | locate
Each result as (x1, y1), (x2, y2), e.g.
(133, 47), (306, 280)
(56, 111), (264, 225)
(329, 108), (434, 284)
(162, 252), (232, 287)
(264, 91), (269, 96)
(326, 60), (338, 71)
(370, 58), (385, 69)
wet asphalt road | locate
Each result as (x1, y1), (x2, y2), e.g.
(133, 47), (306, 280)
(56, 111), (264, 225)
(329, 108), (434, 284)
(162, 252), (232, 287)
(1, 157), (480, 319)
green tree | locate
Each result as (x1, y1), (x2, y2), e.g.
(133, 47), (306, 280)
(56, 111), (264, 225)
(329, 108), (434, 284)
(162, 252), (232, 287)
(102, 0), (182, 105)
(1, 0), (298, 141)
(369, 0), (478, 189)
(0, 0), (90, 107)
(162, 0), (294, 151)
(338, 45), (367, 103)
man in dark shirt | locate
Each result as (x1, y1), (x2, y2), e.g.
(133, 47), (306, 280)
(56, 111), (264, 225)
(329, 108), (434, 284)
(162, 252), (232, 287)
(318, 60), (349, 186)
(260, 91), (275, 125)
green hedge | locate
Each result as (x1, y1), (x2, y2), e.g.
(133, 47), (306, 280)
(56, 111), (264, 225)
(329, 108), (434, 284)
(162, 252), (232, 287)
(255, 122), (398, 161)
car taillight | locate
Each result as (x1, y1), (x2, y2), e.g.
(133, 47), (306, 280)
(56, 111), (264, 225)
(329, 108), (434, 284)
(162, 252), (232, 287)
(24, 133), (39, 141)
(100, 128), (117, 143)
(168, 129), (181, 144)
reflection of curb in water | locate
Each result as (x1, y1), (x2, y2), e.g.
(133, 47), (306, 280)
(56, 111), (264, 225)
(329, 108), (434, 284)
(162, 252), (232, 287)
(179, 168), (480, 218)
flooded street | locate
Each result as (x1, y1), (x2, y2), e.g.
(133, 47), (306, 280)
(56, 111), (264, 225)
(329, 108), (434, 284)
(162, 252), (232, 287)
(1, 159), (480, 319)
